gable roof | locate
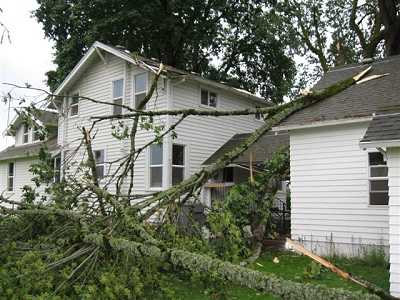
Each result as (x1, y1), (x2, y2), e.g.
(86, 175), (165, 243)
(52, 41), (272, 106)
(203, 131), (289, 167)
(4, 108), (59, 137)
(275, 55), (400, 129)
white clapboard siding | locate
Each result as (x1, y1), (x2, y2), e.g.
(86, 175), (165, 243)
(289, 122), (390, 256)
(59, 53), (169, 197)
(388, 147), (400, 297)
(171, 80), (263, 176)
(0, 157), (49, 203)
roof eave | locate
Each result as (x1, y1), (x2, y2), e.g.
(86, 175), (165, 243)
(272, 116), (373, 132)
(359, 140), (400, 149)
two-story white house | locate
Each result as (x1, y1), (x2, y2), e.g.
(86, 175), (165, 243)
(49, 41), (273, 200)
(0, 108), (59, 204)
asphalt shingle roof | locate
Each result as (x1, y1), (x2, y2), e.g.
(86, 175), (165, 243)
(0, 137), (59, 161)
(360, 104), (400, 143)
(279, 55), (400, 127)
(203, 131), (289, 166)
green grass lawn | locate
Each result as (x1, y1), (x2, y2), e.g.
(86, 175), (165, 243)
(168, 248), (390, 299)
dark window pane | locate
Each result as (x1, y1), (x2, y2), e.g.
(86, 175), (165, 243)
(173, 145), (184, 165)
(8, 178), (14, 191)
(370, 166), (388, 177)
(370, 180), (389, 191)
(151, 167), (163, 187)
(172, 167), (184, 185)
(9, 163), (14, 176)
(201, 89), (208, 106)
(370, 192), (389, 205)
(369, 152), (386, 166)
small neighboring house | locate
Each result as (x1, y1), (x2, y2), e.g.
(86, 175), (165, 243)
(272, 56), (400, 297)
(0, 108), (59, 204)
(48, 41), (273, 199)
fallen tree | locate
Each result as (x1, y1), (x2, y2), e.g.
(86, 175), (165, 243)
(1, 65), (391, 299)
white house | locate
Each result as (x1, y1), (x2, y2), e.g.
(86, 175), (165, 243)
(273, 56), (400, 297)
(49, 41), (273, 200)
(0, 108), (59, 204)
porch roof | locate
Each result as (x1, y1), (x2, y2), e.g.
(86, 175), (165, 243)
(203, 131), (289, 166)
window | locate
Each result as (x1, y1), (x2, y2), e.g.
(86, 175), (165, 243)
(7, 162), (15, 191)
(113, 79), (124, 115)
(94, 150), (105, 179)
(255, 106), (262, 121)
(368, 152), (389, 205)
(134, 73), (148, 109)
(32, 126), (39, 142)
(200, 89), (217, 108)
(172, 145), (185, 185)
(150, 144), (163, 187)
(54, 157), (61, 183)
(23, 125), (29, 143)
(70, 95), (79, 116)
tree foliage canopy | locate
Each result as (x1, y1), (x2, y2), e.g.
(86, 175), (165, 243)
(34, 0), (295, 103)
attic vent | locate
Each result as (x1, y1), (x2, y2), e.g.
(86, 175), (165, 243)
(362, 57), (373, 64)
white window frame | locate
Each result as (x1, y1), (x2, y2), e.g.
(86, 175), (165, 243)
(70, 94), (79, 117)
(149, 144), (163, 189)
(94, 150), (105, 179)
(112, 79), (124, 115)
(367, 151), (389, 206)
(200, 87), (218, 109)
(23, 124), (29, 144)
(172, 144), (186, 186)
(134, 72), (148, 110)
(7, 162), (15, 192)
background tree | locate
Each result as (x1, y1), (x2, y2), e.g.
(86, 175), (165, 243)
(34, 0), (296, 103)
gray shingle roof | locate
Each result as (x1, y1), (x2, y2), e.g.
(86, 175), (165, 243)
(0, 137), (59, 161)
(278, 55), (400, 127)
(203, 131), (289, 166)
(6, 109), (58, 136)
(360, 104), (400, 143)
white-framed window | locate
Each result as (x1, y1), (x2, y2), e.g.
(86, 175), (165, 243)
(200, 88), (218, 108)
(70, 94), (79, 116)
(23, 124), (29, 144)
(112, 79), (124, 115)
(149, 144), (163, 188)
(172, 144), (185, 186)
(94, 150), (105, 179)
(368, 152), (389, 205)
(32, 125), (39, 142)
(134, 73), (148, 110)
(7, 162), (15, 192)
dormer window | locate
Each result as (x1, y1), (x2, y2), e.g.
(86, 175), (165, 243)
(70, 95), (79, 116)
(113, 79), (124, 115)
(134, 73), (148, 110)
(23, 125), (29, 144)
(200, 89), (218, 108)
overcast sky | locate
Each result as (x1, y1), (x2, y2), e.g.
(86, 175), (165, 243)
(0, 0), (54, 151)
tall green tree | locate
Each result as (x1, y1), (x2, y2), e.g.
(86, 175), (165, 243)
(272, 0), (399, 87)
(34, 0), (295, 103)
